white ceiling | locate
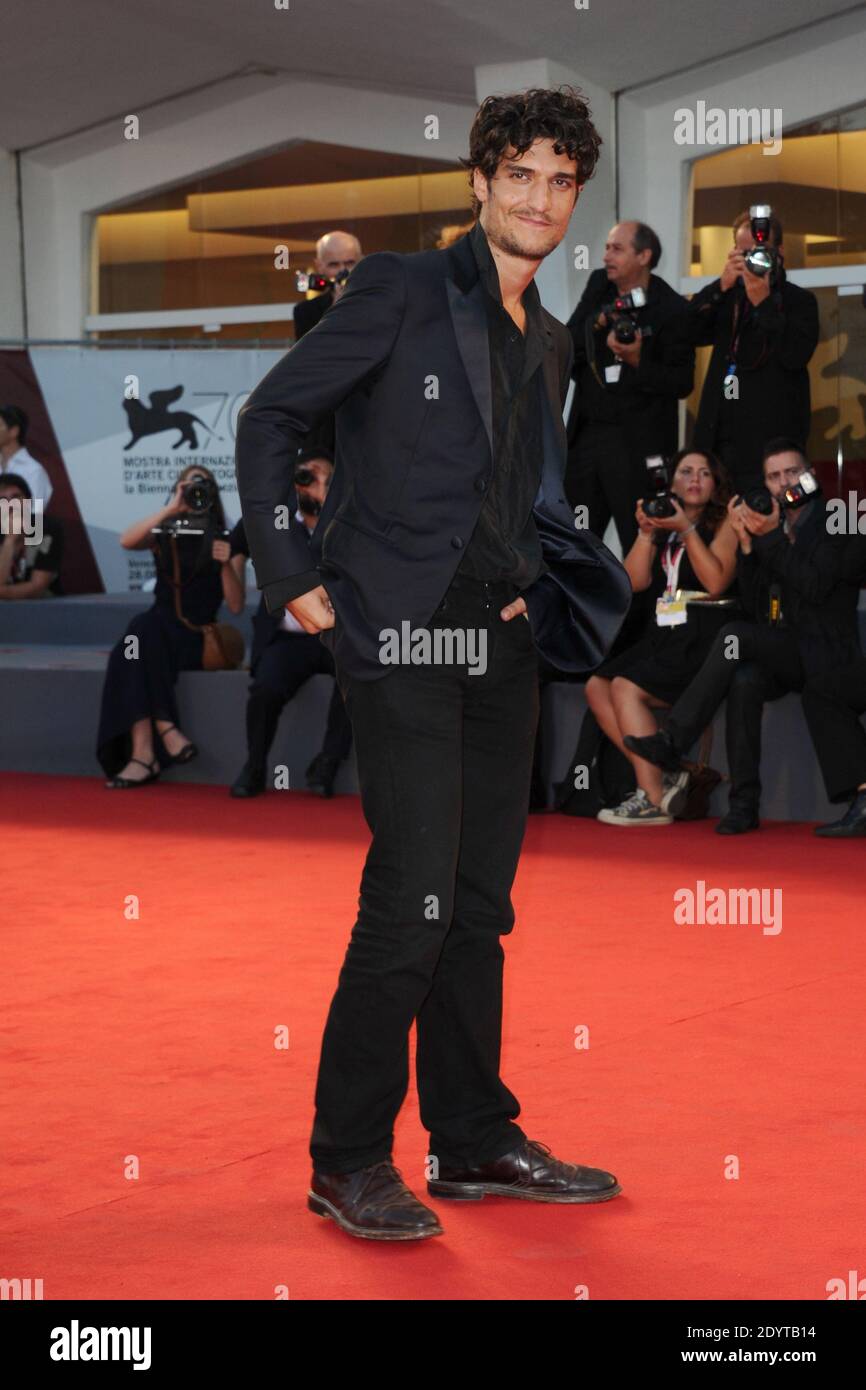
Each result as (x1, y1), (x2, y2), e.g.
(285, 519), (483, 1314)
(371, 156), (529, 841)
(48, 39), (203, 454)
(4, 0), (864, 152)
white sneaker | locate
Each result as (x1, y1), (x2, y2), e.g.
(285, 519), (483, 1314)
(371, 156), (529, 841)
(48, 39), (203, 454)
(660, 769), (691, 818)
(597, 790), (673, 826)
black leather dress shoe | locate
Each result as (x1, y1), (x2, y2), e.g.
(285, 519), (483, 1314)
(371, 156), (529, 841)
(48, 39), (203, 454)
(427, 1138), (621, 1204)
(715, 806), (760, 835)
(308, 1161), (443, 1240)
(230, 762), (266, 798)
(623, 729), (683, 774)
(305, 752), (340, 797)
(815, 790), (866, 838)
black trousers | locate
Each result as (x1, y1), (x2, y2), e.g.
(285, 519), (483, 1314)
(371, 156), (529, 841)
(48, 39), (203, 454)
(565, 422), (639, 555)
(309, 574), (540, 1175)
(715, 437), (763, 498)
(666, 620), (804, 809)
(801, 657), (866, 803)
(246, 630), (352, 774)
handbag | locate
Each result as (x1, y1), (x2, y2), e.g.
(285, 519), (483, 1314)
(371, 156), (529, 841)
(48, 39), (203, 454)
(169, 533), (245, 671)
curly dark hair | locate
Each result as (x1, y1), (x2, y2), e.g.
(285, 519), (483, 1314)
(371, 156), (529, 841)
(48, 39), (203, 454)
(461, 86), (602, 217)
(668, 448), (733, 534)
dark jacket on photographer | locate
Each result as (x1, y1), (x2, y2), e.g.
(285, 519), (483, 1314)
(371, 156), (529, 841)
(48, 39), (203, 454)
(566, 270), (695, 449)
(735, 497), (865, 678)
(688, 268), (819, 490)
(564, 269), (695, 551)
(229, 510), (318, 669)
(294, 291), (333, 341)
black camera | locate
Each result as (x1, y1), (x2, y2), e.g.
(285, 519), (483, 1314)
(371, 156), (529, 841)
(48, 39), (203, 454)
(734, 485), (775, 515)
(181, 476), (218, 513)
(782, 469), (820, 509)
(743, 204), (778, 279)
(644, 493), (679, 519)
(600, 286), (648, 344)
(294, 467), (316, 487)
(294, 267), (351, 294)
(643, 455), (680, 519)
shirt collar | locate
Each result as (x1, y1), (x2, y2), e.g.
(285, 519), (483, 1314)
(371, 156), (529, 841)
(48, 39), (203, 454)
(469, 219), (543, 323)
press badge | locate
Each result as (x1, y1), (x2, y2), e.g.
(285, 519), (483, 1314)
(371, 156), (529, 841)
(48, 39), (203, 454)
(604, 363), (622, 384)
(655, 595), (688, 627)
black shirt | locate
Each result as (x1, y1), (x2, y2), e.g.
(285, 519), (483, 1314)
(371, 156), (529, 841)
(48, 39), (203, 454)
(456, 220), (546, 584)
(5, 514), (65, 595)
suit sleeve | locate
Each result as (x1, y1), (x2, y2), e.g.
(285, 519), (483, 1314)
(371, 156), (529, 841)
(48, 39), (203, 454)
(749, 287), (819, 371)
(566, 271), (606, 374)
(735, 549), (764, 621)
(685, 278), (725, 346)
(629, 307), (695, 399)
(751, 526), (866, 604)
(235, 252), (407, 612)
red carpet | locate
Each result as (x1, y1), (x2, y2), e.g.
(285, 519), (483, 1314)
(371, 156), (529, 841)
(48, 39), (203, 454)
(3, 772), (864, 1300)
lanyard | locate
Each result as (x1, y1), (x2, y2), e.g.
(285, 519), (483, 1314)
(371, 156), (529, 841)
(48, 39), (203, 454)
(661, 534), (687, 597)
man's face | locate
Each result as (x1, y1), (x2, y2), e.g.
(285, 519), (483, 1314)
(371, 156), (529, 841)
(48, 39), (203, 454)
(473, 138), (582, 262)
(603, 222), (649, 288)
(296, 459), (333, 519)
(763, 450), (805, 499)
(734, 222), (784, 259)
(0, 420), (18, 451)
(315, 234), (361, 280)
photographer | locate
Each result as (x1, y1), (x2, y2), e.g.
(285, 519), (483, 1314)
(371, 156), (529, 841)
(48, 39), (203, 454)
(293, 231), (362, 340)
(96, 465), (245, 788)
(586, 449), (738, 824)
(624, 440), (866, 833)
(688, 208), (819, 493)
(228, 447), (353, 799)
(565, 221), (695, 554)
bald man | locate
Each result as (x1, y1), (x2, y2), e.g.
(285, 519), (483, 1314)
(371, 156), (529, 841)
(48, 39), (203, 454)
(294, 231), (363, 340)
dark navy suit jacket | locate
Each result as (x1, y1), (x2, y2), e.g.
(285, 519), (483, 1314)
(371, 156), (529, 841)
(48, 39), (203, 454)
(235, 228), (631, 681)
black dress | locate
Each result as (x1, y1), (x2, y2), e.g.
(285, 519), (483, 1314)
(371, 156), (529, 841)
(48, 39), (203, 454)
(595, 521), (740, 705)
(96, 524), (241, 777)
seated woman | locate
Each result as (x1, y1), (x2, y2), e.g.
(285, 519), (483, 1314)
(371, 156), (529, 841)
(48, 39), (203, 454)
(586, 448), (739, 826)
(96, 465), (245, 788)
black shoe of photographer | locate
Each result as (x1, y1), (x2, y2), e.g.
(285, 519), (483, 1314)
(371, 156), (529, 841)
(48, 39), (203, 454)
(715, 803), (760, 835)
(308, 1161), (443, 1241)
(305, 752), (339, 797)
(814, 790), (866, 838)
(623, 729), (683, 774)
(230, 761), (266, 798)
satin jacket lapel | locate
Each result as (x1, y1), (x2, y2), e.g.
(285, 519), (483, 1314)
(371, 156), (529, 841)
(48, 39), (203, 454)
(445, 275), (494, 460)
(534, 328), (567, 514)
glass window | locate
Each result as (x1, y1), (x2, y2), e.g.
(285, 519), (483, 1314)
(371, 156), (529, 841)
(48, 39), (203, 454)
(93, 141), (474, 340)
(688, 103), (866, 275)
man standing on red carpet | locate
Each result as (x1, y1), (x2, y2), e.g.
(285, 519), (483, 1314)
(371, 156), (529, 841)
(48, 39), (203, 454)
(236, 87), (630, 1241)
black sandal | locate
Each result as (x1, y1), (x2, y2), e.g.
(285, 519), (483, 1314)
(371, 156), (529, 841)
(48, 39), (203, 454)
(156, 722), (199, 765)
(106, 757), (160, 789)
